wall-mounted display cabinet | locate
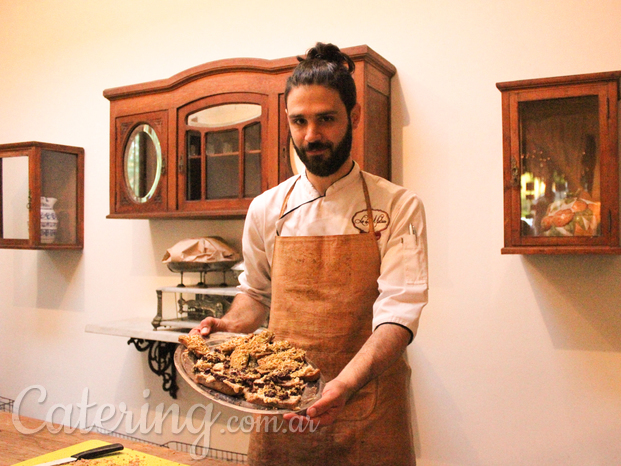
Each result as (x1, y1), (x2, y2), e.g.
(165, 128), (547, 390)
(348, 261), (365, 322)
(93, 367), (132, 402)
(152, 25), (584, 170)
(0, 142), (84, 249)
(497, 71), (621, 254)
(103, 45), (396, 219)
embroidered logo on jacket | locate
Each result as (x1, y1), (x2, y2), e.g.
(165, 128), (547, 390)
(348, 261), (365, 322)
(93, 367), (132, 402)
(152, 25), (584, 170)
(352, 209), (390, 233)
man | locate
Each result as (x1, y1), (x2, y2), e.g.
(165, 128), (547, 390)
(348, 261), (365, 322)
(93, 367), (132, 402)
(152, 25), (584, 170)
(191, 42), (428, 465)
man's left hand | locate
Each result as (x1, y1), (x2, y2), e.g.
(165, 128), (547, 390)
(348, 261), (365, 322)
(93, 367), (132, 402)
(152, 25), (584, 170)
(283, 378), (352, 429)
(284, 324), (411, 430)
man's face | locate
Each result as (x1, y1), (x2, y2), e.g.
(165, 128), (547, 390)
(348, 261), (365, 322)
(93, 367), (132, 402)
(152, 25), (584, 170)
(286, 85), (359, 177)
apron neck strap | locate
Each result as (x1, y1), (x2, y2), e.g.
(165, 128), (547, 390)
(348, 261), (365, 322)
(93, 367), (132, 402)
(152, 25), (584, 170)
(279, 176), (301, 219)
(360, 172), (375, 236)
(277, 172), (376, 236)
(276, 176), (301, 236)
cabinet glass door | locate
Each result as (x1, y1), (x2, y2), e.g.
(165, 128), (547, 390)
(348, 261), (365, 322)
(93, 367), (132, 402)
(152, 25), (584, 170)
(519, 95), (601, 238)
(41, 149), (80, 245)
(178, 95), (266, 215)
(0, 153), (30, 242)
(206, 129), (239, 199)
(244, 122), (261, 197)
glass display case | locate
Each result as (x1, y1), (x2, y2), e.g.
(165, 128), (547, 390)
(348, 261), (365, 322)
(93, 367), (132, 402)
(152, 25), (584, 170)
(0, 141), (84, 249)
(497, 71), (621, 254)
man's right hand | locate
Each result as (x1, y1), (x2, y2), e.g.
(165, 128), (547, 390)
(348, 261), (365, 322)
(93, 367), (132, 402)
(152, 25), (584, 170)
(189, 316), (229, 336)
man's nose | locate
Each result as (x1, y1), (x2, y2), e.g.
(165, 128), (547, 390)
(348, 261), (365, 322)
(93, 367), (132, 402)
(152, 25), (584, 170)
(305, 123), (322, 143)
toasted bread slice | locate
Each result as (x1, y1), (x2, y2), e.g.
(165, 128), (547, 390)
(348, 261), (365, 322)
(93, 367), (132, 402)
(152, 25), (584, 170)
(196, 373), (245, 396)
(292, 365), (321, 382)
(178, 334), (212, 357)
(244, 390), (301, 410)
(218, 335), (251, 354)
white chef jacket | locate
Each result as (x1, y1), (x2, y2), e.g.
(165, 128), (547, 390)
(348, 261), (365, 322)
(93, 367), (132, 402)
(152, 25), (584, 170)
(238, 162), (428, 340)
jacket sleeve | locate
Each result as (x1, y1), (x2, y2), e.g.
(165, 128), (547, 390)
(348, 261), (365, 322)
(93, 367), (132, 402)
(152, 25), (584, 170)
(373, 191), (429, 342)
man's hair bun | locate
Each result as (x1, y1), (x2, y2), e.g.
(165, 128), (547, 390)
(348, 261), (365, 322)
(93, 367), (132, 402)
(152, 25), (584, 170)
(303, 43), (355, 73)
(286, 42), (358, 113)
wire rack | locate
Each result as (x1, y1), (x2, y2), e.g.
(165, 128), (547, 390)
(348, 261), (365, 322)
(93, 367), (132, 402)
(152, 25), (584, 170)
(92, 426), (247, 463)
(164, 441), (247, 463)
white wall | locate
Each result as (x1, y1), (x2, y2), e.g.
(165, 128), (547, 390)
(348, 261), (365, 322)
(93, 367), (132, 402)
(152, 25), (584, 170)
(1, 0), (620, 464)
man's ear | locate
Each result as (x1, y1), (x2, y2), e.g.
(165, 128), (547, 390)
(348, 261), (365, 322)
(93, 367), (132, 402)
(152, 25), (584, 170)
(350, 103), (361, 130)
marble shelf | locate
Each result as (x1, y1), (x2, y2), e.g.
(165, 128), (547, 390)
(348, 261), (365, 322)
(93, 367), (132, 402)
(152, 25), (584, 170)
(85, 317), (191, 343)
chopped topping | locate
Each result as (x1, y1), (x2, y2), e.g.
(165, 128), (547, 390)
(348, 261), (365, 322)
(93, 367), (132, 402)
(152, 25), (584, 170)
(178, 334), (212, 357)
(179, 330), (319, 410)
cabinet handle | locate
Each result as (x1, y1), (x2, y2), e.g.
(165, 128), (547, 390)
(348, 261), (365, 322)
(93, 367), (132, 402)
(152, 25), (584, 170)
(511, 157), (520, 187)
(607, 97), (610, 120)
(178, 154), (184, 174)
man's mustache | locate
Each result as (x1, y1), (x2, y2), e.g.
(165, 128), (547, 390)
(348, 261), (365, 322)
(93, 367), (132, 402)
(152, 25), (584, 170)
(304, 141), (333, 152)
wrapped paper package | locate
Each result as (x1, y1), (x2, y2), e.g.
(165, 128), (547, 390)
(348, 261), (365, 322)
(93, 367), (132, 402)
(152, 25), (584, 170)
(162, 237), (240, 272)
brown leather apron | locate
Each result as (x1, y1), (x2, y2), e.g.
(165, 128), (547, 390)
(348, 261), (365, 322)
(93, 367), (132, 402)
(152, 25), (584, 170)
(248, 173), (415, 466)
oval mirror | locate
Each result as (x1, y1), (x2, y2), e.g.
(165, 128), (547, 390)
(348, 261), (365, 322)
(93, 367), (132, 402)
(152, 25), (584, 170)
(187, 103), (261, 128)
(124, 124), (162, 203)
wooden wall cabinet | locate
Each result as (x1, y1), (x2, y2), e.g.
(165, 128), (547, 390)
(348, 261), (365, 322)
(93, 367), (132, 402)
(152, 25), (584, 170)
(0, 141), (84, 249)
(103, 45), (396, 219)
(497, 71), (621, 254)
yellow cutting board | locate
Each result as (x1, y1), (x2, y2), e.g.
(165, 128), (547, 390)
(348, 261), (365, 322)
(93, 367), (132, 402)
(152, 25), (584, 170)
(12, 440), (189, 466)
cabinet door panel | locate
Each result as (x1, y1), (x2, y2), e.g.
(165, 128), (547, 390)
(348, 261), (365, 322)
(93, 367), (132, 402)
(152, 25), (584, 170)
(177, 93), (267, 215)
(0, 151), (31, 245)
(114, 111), (168, 215)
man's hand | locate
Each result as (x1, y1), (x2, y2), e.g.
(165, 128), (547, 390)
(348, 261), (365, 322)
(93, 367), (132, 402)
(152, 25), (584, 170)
(283, 379), (353, 429)
(284, 324), (411, 430)
(189, 316), (229, 336)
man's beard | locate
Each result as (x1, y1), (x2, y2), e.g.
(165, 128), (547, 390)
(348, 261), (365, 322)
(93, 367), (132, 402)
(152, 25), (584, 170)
(292, 122), (353, 177)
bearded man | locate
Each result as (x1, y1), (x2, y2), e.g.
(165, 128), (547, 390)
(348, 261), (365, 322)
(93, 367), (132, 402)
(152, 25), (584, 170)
(192, 42), (428, 465)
